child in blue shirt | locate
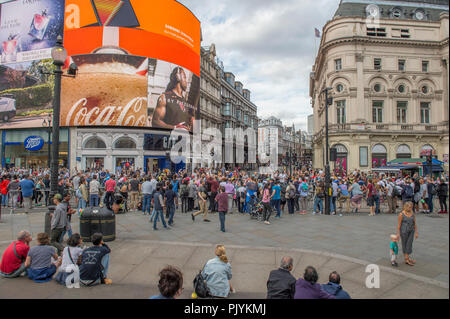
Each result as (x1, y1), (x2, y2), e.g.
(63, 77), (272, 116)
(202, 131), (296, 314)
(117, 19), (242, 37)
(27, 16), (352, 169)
(390, 234), (399, 267)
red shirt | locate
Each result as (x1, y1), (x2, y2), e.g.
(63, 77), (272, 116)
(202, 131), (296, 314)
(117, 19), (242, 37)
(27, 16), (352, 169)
(1, 180), (9, 195)
(216, 192), (229, 212)
(209, 179), (219, 193)
(105, 179), (116, 192)
(0, 240), (29, 274)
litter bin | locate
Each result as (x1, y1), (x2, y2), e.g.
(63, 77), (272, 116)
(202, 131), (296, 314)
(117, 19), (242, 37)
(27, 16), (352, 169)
(79, 206), (116, 242)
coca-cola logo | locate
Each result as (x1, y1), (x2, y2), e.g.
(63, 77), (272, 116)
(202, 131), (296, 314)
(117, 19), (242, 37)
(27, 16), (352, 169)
(24, 136), (44, 151)
(64, 97), (147, 127)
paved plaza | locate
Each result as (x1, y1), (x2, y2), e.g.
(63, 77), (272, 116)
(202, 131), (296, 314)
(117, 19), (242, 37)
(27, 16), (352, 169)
(0, 205), (448, 299)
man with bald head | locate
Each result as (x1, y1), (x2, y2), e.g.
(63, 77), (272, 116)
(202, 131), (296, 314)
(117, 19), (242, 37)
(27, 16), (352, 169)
(0, 230), (32, 278)
(266, 256), (296, 299)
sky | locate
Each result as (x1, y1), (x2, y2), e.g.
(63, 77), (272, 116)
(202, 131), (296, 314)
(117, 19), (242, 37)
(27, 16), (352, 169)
(178, 0), (341, 131)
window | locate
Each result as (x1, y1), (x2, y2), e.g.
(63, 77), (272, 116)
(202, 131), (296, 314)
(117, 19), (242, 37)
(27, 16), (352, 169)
(398, 59), (405, 71)
(398, 84), (405, 93)
(223, 102), (231, 116)
(85, 137), (106, 149)
(391, 28), (410, 38)
(335, 59), (342, 71)
(367, 27), (386, 37)
(336, 100), (346, 124)
(374, 83), (381, 92)
(236, 109), (241, 120)
(372, 101), (383, 123)
(114, 137), (136, 149)
(391, 8), (403, 19)
(397, 101), (407, 123)
(360, 146), (368, 167)
(374, 58), (382, 70)
(422, 61), (429, 72)
(421, 86), (429, 94)
(420, 102), (430, 124)
(336, 84), (344, 92)
(244, 114), (248, 124)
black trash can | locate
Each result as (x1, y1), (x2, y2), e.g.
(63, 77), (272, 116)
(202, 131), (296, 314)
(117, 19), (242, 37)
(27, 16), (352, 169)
(79, 207), (116, 242)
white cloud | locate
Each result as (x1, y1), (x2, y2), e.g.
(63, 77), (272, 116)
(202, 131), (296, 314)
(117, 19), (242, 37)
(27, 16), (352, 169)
(178, 0), (340, 131)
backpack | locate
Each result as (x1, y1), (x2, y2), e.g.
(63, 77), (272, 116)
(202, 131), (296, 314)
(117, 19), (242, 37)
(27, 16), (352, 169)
(393, 185), (402, 197)
(182, 185), (189, 197)
(403, 185), (413, 198)
(429, 183), (437, 196)
(288, 186), (295, 199)
(193, 266), (210, 298)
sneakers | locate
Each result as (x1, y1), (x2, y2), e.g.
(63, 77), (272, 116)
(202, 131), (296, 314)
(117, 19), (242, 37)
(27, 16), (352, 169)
(391, 262), (398, 267)
(264, 221), (270, 225)
(203, 219), (211, 222)
(191, 213), (195, 221)
(104, 278), (112, 285)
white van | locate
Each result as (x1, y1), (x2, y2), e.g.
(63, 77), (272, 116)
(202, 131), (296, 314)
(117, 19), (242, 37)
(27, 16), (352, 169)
(0, 94), (16, 122)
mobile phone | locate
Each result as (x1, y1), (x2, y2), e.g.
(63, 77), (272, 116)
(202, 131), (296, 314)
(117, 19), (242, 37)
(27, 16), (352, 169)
(90, 0), (140, 28)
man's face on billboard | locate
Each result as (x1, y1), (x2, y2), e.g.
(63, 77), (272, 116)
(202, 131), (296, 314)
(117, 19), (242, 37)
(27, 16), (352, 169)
(180, 69), (187, 91)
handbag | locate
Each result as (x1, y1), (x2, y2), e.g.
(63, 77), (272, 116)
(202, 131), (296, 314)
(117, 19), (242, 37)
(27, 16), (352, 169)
(193, 264), (210, 298)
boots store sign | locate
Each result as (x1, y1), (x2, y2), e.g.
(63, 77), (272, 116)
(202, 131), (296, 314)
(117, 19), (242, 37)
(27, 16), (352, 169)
(24, 136), (44, 151)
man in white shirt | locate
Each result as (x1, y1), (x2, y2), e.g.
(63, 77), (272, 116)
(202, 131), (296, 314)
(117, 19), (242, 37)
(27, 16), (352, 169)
(89, 175), (101, 207)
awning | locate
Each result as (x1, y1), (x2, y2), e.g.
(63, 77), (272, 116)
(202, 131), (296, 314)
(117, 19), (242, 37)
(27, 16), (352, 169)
(373, 165), (419, 173)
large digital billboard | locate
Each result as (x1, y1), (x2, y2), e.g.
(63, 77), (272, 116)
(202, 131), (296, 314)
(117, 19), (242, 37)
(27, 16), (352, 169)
(0, 0), (200, 132)
(61, 0), (200, 131)
(0, 0), (65, 64)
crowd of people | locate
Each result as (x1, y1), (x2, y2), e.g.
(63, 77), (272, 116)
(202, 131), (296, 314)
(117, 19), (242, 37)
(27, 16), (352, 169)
(0, 165), (448, 297)
(1, 167), (448, 220)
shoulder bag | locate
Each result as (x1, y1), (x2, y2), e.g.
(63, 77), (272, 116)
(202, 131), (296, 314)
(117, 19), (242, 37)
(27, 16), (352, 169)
(193, 263), (211, 298)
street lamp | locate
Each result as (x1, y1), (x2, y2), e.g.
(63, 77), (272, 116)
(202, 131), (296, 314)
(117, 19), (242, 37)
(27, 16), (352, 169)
(44, 36), (78, 235)
(321, 87), (333, 215)
(42, 113), (52, 168)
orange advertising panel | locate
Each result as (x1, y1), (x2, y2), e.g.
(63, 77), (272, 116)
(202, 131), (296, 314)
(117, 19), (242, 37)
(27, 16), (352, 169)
(63, 0), (200, 74)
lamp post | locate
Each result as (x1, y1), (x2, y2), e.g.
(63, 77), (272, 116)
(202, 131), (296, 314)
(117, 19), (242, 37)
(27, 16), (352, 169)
(44, 36), (68, 235)
(322, 87), (333, 215)
(49, 36), (67, 198)
(42, 113), (52, 168)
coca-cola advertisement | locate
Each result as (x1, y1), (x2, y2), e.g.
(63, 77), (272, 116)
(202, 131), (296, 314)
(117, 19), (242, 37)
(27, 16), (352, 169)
(0, 0), (65, 64)
(61, 53), (150, 127)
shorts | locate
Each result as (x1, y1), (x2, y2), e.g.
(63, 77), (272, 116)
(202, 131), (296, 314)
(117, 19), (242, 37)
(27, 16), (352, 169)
(367, 196), (375, 207)
(351, 194), (362, 204)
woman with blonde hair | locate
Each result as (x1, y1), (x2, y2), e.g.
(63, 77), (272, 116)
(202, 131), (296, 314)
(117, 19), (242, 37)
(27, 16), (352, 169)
(396, 201), (418, 266)
(201, 245), (235, 298)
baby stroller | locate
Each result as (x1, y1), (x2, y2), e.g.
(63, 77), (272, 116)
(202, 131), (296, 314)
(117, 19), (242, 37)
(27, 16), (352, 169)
(249, 196), (264, 221)
(113, 193), (129, 214)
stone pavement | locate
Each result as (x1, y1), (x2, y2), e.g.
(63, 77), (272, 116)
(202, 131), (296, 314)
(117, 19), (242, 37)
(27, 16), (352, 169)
(0, 205), (448, 299)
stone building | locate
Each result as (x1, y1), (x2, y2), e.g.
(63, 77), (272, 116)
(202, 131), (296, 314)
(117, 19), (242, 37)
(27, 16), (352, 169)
(310, 0), (449, 173)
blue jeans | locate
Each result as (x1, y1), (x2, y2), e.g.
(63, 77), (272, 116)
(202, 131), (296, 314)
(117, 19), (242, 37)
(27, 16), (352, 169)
(153, 209), (167, 229)
(330, 196), (337, 213)
(89, 194), (99, 207)
(143, 194), (152, 214)
(167, 205), (175, 225)
(1, 194), (8, 206)
(219, 211), (226, 232)
(427, 195), (433, 212)
(271, 199), (281, 217)
(59, 227), (73, 243)
(374, 195), (380, 214)
(314, 197), (323, 213)
(78, 198), (87, 209)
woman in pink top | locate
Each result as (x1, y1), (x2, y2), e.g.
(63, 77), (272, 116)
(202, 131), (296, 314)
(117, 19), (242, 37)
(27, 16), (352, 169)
(262, 183), (273, 225)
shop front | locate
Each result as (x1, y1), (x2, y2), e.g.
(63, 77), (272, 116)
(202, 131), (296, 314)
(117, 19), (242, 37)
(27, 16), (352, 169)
(143, 133), (186, 174)
(1, 128), (69, 169)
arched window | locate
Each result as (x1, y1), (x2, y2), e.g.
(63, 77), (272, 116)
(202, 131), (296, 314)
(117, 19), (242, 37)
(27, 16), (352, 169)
(114, 137), (136, 149)
(396, 144), (411, 159)
(372, 144), (387, 168)
(84, 137), (106, 149)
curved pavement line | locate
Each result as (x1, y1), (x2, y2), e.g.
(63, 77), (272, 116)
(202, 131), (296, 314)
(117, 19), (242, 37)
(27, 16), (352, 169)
(122, 239), (449, 290)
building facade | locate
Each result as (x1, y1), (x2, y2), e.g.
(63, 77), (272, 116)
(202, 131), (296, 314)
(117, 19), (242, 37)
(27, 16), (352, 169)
(310, 0), (449, 174)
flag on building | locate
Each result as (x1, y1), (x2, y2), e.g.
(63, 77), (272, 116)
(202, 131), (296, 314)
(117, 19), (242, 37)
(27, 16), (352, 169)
(315, 28), (321, 38)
